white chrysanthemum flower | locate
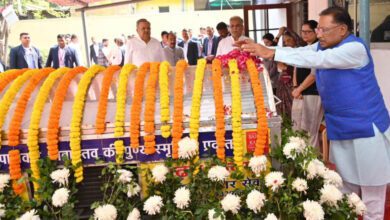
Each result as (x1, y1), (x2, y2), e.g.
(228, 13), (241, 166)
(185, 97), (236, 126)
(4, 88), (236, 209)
(94, 204), (117, 220)
(265, 171), (285, 192)
(0, 203), (5, 218)
(151, 165), (169, 183)
(208, 209), (225, 220)
(50, 168), (70, 187)
(221, 193), (241, 214)
(306, 159), (326, 179)
(143, 195), (164, 215)
(320, 184), (343, 207)
(208, 165), (230, 182)
(283, 142), (301, 159)
(248, 155), (268, 177)
(289, 136), (306, 151)
(178, 137), (198, 159)
(117, 169), (133, 184)
(52, 188), (70, 207)
(0, 174), (10, 192)
(264, 213), (278, 220)
(302, 200), (325, 220)
(127, 208), (141, 220)
(347, 193), (366, 216)
(292, 178), (308, 193)
(127, 183), (141, 198)
(323, 169), (343, 188)
(18, 209), (40, 220)
(246, 189), (265, 213)
(173, 187), (191, 209)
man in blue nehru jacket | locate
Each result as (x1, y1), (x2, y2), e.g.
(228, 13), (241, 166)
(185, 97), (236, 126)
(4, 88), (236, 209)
(238, 6), (390, 220)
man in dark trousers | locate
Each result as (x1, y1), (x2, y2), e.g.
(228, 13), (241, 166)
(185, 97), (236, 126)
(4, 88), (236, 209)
(9, 32), (43, 69)
(46, 34), (79, 68)
(178, 29), (199, 65)
(90, 37), (99, 64)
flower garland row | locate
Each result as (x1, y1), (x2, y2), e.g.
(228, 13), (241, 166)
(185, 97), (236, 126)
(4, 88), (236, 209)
(246, 59), (268, 156)
(96, 65), (121, 134)
(70, 65), (105, 183)
(8, 68), (54, 147)
(212, 59), (226, 160)
(46, 67), (87, 160)
(8, 149), (24, 195)
(228, 60), (244, 170)
(114, 64), (136, 164)
(158, 61), (171, 138)
(189, 58), (206, 141)
(0, 69), (39, 145)
(0, 69), (26, 94)
(144, 62), (159, 155)
(130, 63), (150, 148)
(171, 60), (188, 159)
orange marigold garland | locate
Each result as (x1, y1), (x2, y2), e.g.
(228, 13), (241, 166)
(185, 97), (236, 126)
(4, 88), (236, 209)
(8, 149), (25, 195)
(130, 63), (150, 148)
(171, 60), (188, 159)
(212, 59), (226, 160)
(0, 69), (27, 94)
(246, 59), (268, 156)
(143, 62), (159, 155)
(46, 66), (87, 160)
(95, 65), (121, 134)
(7, 68), (54, 147)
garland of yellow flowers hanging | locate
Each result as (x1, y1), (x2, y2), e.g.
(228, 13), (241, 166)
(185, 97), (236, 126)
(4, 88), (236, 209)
(7, 68), (54, 147)
(0, 69), (39, 146)
(114, 64), (136, 164)
(228, 59), (244, 170)
(130, 63), (150, 148)
(143, 62), (160, 155)
(158, 61), (171, 138)
(70, 65), (105, 183)
(189, 58), (206, 141)
(46, 66), (87, 160)
(96, 65), (121, 134)
(212, 59), (226, 160)
(171, 60), (188, 159)
(246, 59), (268, 156)
(0, 69), (27, 94)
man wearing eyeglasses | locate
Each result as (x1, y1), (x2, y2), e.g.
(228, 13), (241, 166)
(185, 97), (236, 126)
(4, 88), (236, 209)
(9, 33), (43, 69)
(238, 6), (389, 220)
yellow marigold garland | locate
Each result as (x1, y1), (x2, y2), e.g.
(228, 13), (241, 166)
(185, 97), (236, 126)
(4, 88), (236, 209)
(228, 59), (244, 170)
(130, 63), (150, 148)
(158, 61), (171, 138)
(212, 59), (226, 160)
(0, 69), (27, 94)
(70, 65), (105, 183)
(8, 68), (54, 147)
(114, 64), (136, 164)
(46, 67), (87, 160)
(95, 65), (121, 134)
(0, 69), (39, 146)
(246, 60), (268, 156)
(189, 58), (206, 141)
(172, 60), (188, 159)
(143, 62), (160, 155)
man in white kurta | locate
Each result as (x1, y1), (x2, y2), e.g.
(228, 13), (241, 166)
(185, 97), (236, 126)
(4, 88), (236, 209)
(125, 19), (163, 67)
(216, 16), (249, 56)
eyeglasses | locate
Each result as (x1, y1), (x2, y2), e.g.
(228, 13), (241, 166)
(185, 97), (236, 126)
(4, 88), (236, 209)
(315, 25), (341, 34)
(300, 30), (314, 34)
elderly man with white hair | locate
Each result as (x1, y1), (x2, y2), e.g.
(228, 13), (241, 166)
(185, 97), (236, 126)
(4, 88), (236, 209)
(216, 16), (249, 56)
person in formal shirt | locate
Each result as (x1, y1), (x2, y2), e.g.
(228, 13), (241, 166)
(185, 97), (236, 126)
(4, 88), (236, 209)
(163, 32), (184, 66)
(97, 39), (110, 67)
(46, 34), (79, 68)
(216, 22), (230, 44)
(9, 32), (43, 69)
(68, 34), (83, 66)
(161, 31), (169, 48)
(0, 60), (5, 73)
(202, 26), (219, 63)
(178, 29), (199, 65)
(90, 37), (99, 64)
(108, 38), (123, 66)
(216, 16), (249, 56)
(239, 7), (390, 220)
(125, 18), (163, 66)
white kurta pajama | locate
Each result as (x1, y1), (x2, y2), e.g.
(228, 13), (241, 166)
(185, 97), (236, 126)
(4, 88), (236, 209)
(275, 41), (390, 220)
